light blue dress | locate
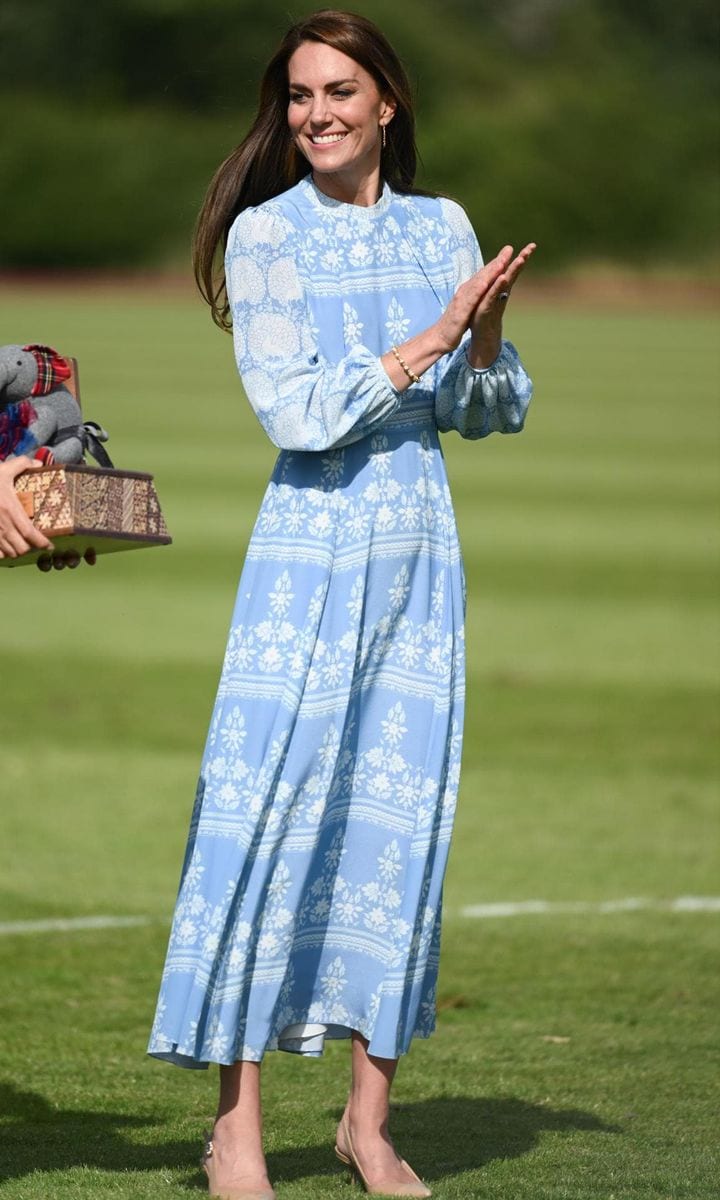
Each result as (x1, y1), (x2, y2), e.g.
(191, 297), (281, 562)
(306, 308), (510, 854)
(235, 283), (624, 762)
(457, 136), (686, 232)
(148, 176), (532, 1067)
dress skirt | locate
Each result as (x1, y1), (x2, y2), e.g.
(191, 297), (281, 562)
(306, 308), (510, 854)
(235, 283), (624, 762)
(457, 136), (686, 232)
(148, 411), (465, 1065)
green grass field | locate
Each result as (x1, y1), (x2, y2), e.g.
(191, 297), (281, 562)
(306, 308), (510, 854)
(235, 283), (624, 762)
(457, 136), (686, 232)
(0, 285), (718, 1199)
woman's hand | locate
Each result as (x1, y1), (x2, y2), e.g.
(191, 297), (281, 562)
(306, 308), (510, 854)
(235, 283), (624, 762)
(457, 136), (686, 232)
(434, 247), (517, 355)
(466, 242), (536, 369)
(382, 242), (536, 392)
(0, 457), (52, 559)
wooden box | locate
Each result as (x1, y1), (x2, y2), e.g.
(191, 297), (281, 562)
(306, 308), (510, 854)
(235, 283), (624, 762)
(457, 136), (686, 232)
(1, 463), (171, 569)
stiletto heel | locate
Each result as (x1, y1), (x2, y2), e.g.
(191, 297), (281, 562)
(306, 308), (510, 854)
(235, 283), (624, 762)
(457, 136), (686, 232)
(201, 1131), (276, 1200)
(334, 1117), (431, 1197)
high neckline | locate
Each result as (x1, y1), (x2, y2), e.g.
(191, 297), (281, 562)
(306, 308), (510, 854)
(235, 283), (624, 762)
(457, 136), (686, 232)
(304, 175), (392, 217)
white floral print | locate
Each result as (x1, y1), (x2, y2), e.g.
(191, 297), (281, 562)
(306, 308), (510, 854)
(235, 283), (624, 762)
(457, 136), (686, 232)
(385, 297), (411, 343)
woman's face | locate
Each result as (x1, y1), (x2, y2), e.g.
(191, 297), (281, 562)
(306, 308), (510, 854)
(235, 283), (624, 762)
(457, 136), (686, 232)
(287, 41), (395, 184)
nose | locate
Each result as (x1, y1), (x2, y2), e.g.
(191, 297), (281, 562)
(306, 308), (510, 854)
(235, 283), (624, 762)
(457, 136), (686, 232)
(308, 94), (332, 127)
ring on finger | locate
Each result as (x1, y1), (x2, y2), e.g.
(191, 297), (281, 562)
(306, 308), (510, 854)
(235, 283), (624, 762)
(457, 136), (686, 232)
(499, 291), (510, 303)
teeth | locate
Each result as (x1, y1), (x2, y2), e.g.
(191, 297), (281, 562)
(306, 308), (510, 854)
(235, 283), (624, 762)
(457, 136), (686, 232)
(311, 133), (347, 144)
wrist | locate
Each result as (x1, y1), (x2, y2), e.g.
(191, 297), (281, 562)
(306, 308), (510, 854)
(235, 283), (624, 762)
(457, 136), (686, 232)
(467, 332), (502, 371)
(430, 319), (462, 358)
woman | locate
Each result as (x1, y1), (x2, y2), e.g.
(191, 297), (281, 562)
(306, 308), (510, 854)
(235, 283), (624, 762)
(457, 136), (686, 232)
(148, 10), (535, 1199)
(0, 458), (52, 559)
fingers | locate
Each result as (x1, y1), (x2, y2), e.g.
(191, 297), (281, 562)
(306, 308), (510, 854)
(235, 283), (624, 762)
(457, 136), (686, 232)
(0, 520), (52, 556)
(504, 242), (536, 288)
(0, 459), (53, 555)
(477, 246), (514, 290)
(476, 242), (537, 314)
(489, 245), (514, 271)
(490, 245), (537, 303)
(24, 525), (53, 551)
(447, 241), (537, 344)
(1, 455), (38, 481)
(0, 527), (32, 559)
(465, 244), (530, 305)
(13, 510), (52, 550)
(484, 271), (513, 308)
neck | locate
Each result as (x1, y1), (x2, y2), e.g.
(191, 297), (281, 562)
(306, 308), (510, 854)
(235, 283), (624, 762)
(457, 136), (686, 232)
(311, 161), (383, 208)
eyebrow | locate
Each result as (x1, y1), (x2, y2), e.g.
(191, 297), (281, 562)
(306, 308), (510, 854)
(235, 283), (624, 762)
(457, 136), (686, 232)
(288, 78), (359, 90)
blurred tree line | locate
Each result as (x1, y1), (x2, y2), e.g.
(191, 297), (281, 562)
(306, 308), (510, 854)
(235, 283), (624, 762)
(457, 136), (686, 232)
(1, 0), (717, 270)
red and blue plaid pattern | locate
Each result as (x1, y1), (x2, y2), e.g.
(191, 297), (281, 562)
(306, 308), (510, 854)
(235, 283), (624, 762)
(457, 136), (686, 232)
(23, 344), (72, 397)
(0, 400), (38, 460)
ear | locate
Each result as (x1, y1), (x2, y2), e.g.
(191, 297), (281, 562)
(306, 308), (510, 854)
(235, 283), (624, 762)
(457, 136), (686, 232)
(380, 94), (397, 127)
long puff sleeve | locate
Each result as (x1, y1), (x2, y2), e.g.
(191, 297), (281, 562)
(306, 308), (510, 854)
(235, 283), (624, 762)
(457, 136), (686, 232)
(226, 206), (401, 452)
(434, 199), (533, 439)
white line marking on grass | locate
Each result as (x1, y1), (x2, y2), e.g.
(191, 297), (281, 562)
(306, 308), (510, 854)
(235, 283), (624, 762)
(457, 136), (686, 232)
(4, 899), (719, 936)
(0, 915), (151, 936)
(671, 896), (720, 912)
(460, 897), (720, 918)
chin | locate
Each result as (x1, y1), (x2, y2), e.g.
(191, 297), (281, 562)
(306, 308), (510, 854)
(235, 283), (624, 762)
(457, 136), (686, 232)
(305, 149), (351, 168)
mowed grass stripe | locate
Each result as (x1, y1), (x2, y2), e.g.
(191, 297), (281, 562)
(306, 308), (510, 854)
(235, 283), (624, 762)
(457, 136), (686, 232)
(2, 897), (719, 937)
(0, 915), (152, 935)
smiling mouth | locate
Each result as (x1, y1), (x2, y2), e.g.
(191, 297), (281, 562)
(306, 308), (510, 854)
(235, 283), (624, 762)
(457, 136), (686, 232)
(309, 133), (348, 145)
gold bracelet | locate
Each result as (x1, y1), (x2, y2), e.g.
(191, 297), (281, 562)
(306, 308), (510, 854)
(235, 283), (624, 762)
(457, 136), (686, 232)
(391, 345), (420, 385)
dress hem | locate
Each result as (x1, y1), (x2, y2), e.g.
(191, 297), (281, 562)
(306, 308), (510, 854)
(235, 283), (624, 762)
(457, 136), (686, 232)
(147, 1017), (435, 1070)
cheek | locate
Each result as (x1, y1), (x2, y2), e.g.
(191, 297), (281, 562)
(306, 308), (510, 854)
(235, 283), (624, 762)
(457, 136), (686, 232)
(350, 100), (381, 136)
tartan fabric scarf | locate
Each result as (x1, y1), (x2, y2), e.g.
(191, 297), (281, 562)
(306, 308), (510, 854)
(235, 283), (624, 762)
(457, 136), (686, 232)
(0, 399), (38, 461)
(23, 344), (72, 396)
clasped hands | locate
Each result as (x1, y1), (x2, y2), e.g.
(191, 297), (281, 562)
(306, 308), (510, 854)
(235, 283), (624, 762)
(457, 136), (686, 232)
(437, 242), (536, 369)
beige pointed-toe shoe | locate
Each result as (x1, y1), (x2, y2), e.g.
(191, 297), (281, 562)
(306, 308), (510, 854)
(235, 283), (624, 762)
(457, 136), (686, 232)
(334, 1117), (431, 1197)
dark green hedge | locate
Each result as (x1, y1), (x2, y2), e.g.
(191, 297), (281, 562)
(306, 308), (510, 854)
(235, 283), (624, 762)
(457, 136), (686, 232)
(1, 0), (717, 269)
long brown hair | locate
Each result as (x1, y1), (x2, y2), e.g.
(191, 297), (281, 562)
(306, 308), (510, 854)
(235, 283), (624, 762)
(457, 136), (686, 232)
(193, 10), (421, 330)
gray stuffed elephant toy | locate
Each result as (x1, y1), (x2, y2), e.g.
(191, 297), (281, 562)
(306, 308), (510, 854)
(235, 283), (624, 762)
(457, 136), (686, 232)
(0, 343), (109, 465)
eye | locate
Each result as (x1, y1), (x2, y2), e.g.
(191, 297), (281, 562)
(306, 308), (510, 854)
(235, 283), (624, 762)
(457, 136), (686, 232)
(289, 92), (306, 104)
(333, 89), (354, 99)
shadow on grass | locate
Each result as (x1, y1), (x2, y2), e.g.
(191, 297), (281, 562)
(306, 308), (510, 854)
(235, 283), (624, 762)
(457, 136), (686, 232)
(273, 1096), (621, 1186)
(1, 1080), (620, 1189)
(376, 1095), (620, 1181)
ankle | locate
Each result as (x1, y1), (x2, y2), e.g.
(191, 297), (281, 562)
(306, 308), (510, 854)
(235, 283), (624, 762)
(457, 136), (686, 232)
(212, 1110), (264, 1146)
(346, 1109), (390, 1140)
